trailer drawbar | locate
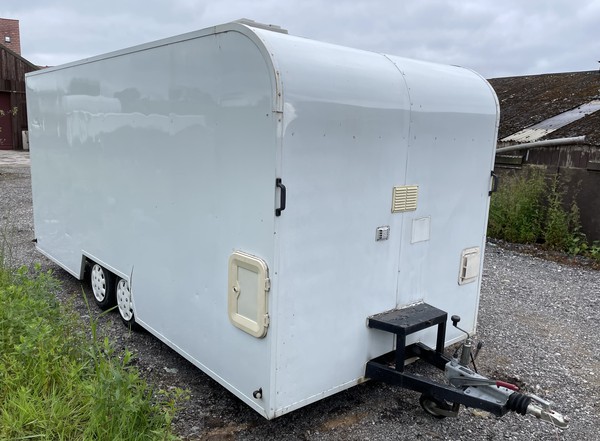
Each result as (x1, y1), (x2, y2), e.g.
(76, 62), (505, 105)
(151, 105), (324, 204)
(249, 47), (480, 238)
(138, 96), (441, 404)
(366, 303), (568, 428)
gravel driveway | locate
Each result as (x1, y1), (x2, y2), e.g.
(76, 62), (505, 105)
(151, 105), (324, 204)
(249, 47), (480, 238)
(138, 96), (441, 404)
(1, 158), (598, 440)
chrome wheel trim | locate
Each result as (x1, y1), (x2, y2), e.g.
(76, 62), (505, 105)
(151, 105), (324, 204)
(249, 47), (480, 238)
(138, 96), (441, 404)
(91, 264), (107, 303)
(116, 279), (134, 322)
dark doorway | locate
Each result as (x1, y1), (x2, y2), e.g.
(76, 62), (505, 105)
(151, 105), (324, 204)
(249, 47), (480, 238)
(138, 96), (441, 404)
(0, 92), (14, 150)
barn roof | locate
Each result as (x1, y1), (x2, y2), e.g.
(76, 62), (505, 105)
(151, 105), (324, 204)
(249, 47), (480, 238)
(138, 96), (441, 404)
(488, 71), (600, 146)
(0, 41), (37, 72)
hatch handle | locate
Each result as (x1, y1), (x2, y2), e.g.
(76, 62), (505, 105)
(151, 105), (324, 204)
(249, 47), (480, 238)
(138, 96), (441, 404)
(276, 178), (286, 216)
(489, 171), (499, 196)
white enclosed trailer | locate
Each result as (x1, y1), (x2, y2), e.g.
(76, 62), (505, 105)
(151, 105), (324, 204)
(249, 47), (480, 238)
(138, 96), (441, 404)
(26, 21), (501, 419)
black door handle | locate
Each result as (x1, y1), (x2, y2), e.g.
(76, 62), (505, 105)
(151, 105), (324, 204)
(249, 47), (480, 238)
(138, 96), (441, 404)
(276, 178), (286, 216)
(489, 171), (499, 196)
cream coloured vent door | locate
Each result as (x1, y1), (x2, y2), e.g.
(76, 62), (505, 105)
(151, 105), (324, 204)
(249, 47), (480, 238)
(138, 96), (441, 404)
(228, 251), (270, 338)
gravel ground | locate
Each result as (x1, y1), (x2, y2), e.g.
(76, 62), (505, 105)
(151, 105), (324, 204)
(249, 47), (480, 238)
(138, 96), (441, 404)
(1, 161), (598, 441)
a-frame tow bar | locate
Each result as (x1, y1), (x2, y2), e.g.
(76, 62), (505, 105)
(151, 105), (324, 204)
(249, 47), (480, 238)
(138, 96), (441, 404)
(366, 303), (568, 428)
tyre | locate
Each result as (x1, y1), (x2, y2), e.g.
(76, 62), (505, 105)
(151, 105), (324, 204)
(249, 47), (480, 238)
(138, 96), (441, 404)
(419, 394), (453, 419)
(116, 278), (140, 330)
(90, 263), (116, 310)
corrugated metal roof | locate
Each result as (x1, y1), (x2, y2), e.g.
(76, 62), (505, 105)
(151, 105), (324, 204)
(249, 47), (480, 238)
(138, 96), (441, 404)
(501, 99), (600, 143)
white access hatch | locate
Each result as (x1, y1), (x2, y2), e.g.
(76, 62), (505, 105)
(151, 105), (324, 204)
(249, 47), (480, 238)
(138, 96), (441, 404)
(228, 251), (270, 338)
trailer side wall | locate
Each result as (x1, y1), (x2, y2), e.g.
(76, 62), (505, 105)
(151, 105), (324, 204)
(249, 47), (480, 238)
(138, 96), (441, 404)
(27, 29), (279, 417)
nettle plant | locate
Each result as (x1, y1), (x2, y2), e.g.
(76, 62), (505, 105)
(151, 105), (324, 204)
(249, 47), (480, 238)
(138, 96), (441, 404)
(0, 106), (19, 117)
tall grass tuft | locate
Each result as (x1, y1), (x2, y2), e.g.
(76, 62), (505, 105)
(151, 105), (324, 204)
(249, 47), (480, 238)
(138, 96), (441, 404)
(0, 260), (186, 440)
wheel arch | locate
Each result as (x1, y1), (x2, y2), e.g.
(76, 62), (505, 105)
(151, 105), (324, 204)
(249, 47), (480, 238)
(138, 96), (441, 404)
(81, 250), (131, 282)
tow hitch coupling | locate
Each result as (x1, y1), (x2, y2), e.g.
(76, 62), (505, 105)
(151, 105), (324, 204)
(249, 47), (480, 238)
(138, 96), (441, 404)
(366, 303), (569, 428)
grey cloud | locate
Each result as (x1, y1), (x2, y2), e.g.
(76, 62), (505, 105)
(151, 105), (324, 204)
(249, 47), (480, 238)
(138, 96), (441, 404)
(2, 0), (597, 77)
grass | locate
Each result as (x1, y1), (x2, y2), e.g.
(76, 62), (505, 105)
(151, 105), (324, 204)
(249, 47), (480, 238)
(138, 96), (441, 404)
(0, 259), (186, 440)
(488, 169), (600, 262)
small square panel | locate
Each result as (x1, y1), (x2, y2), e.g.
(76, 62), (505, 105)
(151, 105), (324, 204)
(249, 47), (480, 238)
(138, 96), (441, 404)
(411, 217), (430, 243)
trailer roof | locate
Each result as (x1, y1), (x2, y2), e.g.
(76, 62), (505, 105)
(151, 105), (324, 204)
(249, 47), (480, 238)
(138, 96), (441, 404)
(26, 20), (498, 124)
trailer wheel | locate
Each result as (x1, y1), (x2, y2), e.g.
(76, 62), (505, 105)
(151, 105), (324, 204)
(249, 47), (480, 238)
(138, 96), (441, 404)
(90, 263), (116, 310)
(419, 394), (452, 419)
(116, 278), (140, 330)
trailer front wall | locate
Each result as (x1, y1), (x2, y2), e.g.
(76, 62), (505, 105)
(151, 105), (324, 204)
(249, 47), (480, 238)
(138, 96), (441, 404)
(27, 29), (279, 417)
(258, 29), (409, 415)
(390, 56), (499, 346)
(259, 29), (499, 415)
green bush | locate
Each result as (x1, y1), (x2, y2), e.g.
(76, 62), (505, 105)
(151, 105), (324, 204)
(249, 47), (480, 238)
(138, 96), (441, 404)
(488, 170), (598, 261)
(0, 261), (186, 440)
(544, 176), (573, 250)
(488, 170), (545, 243)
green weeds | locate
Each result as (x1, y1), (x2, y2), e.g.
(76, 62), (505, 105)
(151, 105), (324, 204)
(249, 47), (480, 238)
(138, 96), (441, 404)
(488, 169), (600, 262)
(488, 170), (545, 243)
(0, 261), (186, 440)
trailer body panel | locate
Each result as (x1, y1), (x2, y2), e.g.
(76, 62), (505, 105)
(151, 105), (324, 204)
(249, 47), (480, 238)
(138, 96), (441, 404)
(26, 22), (499, 418)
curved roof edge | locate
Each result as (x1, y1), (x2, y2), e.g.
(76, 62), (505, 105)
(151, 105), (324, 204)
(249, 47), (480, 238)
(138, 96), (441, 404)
(24, 22), (265, 75)
(25, 21), (283, 112)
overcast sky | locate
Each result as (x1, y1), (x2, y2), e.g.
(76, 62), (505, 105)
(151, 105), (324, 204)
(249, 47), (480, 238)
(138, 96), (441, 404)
(2, 0), (598, 78)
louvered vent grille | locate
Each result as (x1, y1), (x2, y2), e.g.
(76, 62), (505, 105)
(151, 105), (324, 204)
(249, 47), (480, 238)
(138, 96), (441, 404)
(392, 185), (418, 213)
